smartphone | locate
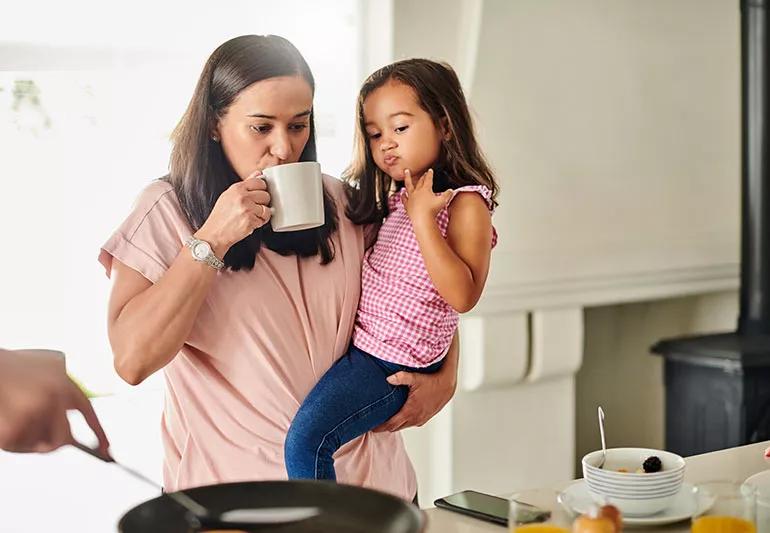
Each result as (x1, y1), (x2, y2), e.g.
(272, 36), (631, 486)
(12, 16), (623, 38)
(434, 489), (551, 526)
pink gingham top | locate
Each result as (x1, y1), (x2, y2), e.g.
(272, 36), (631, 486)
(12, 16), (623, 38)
(352, 185), (497, 367)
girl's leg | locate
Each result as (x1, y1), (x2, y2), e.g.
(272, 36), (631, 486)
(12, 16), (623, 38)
(284, 347), (409, 480)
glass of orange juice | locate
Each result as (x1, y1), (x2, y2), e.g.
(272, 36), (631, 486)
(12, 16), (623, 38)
(753, 485), (770, 533)
(509, 490), (572, 533)
(691, 482), (756, 533)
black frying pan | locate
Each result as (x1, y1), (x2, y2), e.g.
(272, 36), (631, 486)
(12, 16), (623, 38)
(118, 480), (425, 533)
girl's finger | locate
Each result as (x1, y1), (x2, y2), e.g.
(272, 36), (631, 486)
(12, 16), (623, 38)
(404, 169), (415, 193)
(422, 168), (434, 189)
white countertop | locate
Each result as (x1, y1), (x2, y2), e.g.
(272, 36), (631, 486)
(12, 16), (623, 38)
(423, 441), (770, 532)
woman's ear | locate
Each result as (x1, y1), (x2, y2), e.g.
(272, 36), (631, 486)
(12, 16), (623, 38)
(440, 117), (451, 141)
(210, 119), (222, 143)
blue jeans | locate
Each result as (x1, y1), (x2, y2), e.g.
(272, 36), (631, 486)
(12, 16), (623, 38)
(284, 345), (443, 480)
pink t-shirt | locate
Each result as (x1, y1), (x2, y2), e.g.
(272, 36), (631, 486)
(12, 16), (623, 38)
(353, 186), (497, 367)
(98, 176), (417, 499)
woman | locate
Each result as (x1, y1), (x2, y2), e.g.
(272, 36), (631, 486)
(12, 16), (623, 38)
(98, 35), (458, 501)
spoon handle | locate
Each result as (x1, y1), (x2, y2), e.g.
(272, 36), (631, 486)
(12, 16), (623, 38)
(598, 406), (607, 453)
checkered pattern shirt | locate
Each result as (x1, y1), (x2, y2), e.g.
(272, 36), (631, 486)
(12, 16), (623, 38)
(352, 185), (498, 367)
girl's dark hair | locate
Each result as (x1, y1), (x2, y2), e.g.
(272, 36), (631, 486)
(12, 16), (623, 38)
(167, 35), (338, 270)
(344, 58), (499, 225)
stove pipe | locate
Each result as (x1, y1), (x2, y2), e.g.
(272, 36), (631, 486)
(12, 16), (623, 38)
(739, 0), (770, 335)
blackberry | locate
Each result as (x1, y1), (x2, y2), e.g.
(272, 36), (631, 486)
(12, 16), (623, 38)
(642, 455), (662, 473)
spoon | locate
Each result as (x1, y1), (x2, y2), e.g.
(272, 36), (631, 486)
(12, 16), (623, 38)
(597, 406), (607, 469)
(71, 440), (320, 528)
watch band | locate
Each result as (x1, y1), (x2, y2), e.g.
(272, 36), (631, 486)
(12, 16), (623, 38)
(184, 236), (225, 270)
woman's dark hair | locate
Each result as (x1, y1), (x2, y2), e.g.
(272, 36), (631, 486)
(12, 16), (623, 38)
(167, 34), (338, 270)
(344, 58), (499, 225)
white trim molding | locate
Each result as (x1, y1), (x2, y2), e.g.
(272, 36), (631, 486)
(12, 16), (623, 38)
(474, 263), (739, 314)
(456, 0), (484, 96)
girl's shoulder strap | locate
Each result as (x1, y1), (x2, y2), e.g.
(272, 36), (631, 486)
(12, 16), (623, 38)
(446, 185), (495, 213)
(442, 184), (498, 248)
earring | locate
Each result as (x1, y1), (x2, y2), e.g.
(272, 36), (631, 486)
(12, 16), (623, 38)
(211, 135), (220, 142)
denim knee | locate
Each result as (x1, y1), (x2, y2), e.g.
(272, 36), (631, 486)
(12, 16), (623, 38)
(284, 421), (311, 458)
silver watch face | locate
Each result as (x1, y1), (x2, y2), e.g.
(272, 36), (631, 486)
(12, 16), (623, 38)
(192, 241), (212, 260)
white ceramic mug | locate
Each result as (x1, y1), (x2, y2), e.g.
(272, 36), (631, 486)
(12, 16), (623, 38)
(262, 161), (324, 232)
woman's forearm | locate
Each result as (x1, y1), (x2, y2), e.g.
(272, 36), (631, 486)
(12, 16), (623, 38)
(109, 246), (220, 385)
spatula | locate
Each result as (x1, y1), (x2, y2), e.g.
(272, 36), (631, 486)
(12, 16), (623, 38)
(71, 440), (320, 529)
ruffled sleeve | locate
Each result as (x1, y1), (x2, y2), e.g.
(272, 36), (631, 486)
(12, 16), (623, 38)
(445, 185), (498, 247)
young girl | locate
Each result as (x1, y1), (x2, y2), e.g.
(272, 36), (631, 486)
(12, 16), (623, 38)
(284, 58), (499, 482)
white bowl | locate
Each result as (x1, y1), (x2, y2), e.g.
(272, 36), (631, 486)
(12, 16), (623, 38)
(581, 447), (685, 516)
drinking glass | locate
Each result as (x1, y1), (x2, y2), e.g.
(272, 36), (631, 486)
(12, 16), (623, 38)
(691, 481), (756, 533)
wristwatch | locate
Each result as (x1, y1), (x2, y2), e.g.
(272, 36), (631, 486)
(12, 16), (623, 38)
(184, 236), (225, 270)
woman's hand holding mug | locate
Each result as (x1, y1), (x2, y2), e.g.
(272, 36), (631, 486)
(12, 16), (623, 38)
(195, 170), (272, 257)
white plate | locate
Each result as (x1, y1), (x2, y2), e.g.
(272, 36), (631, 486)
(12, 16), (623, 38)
(558, 480), (700, 527)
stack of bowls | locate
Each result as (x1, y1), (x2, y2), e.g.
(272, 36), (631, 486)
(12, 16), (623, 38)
(581, 447), (685, 516)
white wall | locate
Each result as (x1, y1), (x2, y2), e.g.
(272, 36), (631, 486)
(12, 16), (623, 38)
(472, 0), (739, 289)
(393, 0), (739, 289)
